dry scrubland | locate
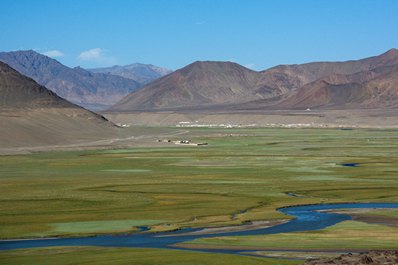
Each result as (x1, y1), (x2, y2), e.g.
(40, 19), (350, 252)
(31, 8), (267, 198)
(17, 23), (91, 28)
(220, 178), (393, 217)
(1, 127), (398, 264)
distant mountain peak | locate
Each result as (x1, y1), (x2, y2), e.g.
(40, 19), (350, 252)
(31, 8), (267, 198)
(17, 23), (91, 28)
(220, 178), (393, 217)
(188, 60), (243, 67)
(7, 49), (49, 59)
(382, 48), (398, 57)
(18, 49), (38, 55)
(181, 60), (254, 73)
(88, 63), (172, 85)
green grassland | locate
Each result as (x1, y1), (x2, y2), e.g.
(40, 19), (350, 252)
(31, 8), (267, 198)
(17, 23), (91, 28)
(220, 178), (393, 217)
(187, 220), (398, 250)
(1, 128), (398, 239)
(0, 247), (300, 265)
(1, 127), (398, 263)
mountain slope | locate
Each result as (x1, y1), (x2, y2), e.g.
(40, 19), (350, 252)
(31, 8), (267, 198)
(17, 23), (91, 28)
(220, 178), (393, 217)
(110, 49), (398, 112)
(0, 50), (141, 110)
(260, 48), (398, 87)
(110, 61), (262, 111)
(0, 61), (73, 109)
(273, 63), (398, 109)
(0, 62), (116, 149)
(89, 63), (172, 85)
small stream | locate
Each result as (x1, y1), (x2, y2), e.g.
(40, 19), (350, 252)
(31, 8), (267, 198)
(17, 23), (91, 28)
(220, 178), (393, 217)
(1, 203), (398, 255)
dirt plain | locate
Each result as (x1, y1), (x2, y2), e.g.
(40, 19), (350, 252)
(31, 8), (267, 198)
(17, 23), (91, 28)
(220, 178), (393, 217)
(103, 109), (398, 128)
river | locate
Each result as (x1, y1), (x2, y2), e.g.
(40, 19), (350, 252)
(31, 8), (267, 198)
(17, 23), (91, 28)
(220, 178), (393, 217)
(1, 202), (398, 255)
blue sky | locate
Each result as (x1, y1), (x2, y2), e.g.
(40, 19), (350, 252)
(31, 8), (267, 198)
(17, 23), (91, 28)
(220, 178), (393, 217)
(1, 0), (397, 70)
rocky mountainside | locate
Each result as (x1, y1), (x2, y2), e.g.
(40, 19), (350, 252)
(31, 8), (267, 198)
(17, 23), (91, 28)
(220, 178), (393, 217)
(89, 63), (172, 85)
(0, 61), (115, 149)
(0, 50), (141, 110)
(109, 49), (398, 111)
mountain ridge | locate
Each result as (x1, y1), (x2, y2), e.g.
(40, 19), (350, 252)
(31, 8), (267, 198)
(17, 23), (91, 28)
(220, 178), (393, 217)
(110, 49), (398, 111)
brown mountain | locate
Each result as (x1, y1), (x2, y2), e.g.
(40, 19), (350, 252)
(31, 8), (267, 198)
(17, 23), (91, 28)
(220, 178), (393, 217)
(110, 61), (261, 111)
(274, 62), (398, 110)
(0, 50), (141, 110)
(261, 48), (398, 88)
(109, 49), (398, 112)
(0, 61), (73, 109)
(238, 48), (398, 110)
(0, 62), (115, 149)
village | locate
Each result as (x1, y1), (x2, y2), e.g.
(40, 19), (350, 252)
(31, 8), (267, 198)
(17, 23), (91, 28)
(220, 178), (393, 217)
(157, 139), (208, 146)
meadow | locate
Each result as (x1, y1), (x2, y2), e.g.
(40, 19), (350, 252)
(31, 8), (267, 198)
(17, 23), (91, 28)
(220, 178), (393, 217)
(187, 220), (398, 250)
(1, 127), (398, 263)
(0, 247), (300, 265)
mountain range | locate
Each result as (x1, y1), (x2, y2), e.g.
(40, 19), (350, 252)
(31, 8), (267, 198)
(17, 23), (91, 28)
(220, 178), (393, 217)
(0, 61), (115, 149)
(110, 49), (398, 112)
(0, 50), (171, 110)
(1, 48), (397, 114)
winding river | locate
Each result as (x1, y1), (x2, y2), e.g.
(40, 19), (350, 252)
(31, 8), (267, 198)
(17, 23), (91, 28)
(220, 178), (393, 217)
(1, 203), (398, 255)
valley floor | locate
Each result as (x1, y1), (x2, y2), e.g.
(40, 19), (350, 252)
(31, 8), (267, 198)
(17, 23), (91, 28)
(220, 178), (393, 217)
(0, 127), (398, 263)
